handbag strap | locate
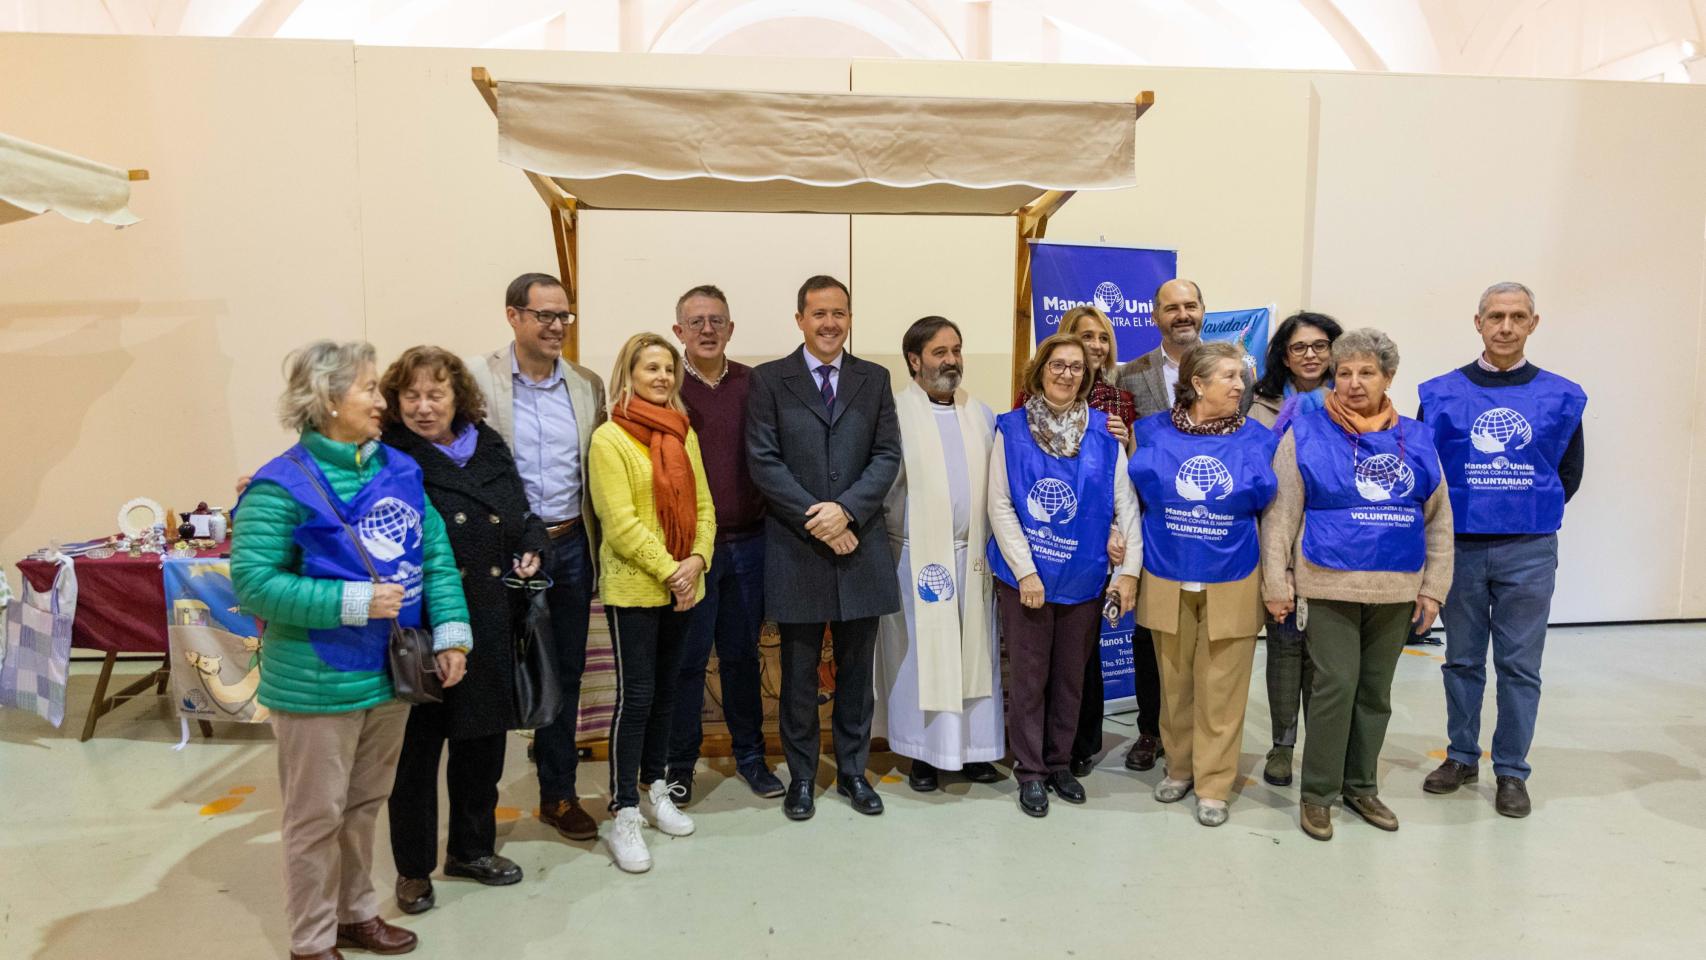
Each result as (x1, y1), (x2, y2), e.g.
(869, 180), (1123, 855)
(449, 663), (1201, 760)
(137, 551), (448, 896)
(283, 452), (388, 589)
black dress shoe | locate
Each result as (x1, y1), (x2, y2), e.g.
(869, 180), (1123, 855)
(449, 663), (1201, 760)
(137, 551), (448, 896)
(1069, 756), (1096, 778)
(961, 761), (1001, 784)
(783, 779), (816, 821)
(444, 854), (523, 886)
(1495, 776), (1532, 818)
(1018, 780), (1049, 817)
(1046, 769), (1087, 804)
(908, 759), (940, 792)
(395, 876), (434, 914)
(666, 768), (695, 806)
(737, 763), (787, 798)
(836, 774), (885, 815)
(1124, 735), (1163, 772)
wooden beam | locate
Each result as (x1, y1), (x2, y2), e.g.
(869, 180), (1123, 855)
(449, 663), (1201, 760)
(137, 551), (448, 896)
(471, 66), (498, 115)
(1135, 90), (1156, 122)
(550, 202), (581, 363)
(127, 170), (149, 181)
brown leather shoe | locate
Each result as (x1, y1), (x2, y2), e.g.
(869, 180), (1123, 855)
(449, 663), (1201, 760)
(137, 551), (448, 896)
(289, 950), (344, 960)
(539, 798), (598, 841)
(1343, 794), (1400, 832)
(1123, 734), (1163, 772)
(335, 916), (417, 955)
(1422, 758), (1478, 794)
(1300, 802), (1333, 841)
(1495, 776), (1532, 818)
(395, 876), (434, 914)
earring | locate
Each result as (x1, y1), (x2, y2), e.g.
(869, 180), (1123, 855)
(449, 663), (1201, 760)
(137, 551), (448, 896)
(331, 410), (339, 417)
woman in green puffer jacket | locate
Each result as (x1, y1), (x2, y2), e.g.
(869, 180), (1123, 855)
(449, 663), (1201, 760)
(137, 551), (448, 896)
(233, 340), (470, 960)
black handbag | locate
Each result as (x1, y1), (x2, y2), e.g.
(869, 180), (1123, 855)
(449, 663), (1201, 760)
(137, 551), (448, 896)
(508, 577), (562, 729)
(284, 454), (444, 705)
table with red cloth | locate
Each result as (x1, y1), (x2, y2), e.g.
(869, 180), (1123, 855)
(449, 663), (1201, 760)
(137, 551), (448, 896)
(16, 546), (224, 740)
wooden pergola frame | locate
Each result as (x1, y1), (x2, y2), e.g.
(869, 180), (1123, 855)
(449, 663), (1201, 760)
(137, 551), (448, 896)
(471, 67), (1153, 394)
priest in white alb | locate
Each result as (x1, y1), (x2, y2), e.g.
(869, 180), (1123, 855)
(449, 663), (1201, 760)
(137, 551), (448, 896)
(873, 316), (1004, 791)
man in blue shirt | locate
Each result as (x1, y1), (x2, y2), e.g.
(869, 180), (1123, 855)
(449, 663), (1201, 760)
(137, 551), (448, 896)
(468, 272), (606, 842)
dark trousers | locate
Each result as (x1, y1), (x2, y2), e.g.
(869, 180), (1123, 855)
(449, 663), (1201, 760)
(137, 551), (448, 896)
(388, 705), (507, 878)
(607, 603), (691, 810)
(532, 525), (593, 806)
(1442, 534), (1558, 779)
(669, 536), (768, 772)
(1300, 599), (1411, 806)
(1266, 613), (1313, 748)
(1071, 620), (1161, 759)
(777, 617), (878, 783)
(999, 583), (1102, 783)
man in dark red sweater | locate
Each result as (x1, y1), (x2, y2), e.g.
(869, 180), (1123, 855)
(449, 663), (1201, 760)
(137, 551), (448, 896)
(664, 284), (785, 803)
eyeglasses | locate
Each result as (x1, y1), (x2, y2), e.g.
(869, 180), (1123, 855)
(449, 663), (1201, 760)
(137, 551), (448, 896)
(522, 308), (574, 328)
(1046, 360), (1086, 376)
(1287, 340), (1331, 357)
(681, 316), (730, 331)
(503, 575), (554, 591)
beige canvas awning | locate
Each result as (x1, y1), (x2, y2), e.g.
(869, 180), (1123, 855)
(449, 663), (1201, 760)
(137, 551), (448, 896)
(0, 133), (143, 227)
(491, 80), (1140, 215)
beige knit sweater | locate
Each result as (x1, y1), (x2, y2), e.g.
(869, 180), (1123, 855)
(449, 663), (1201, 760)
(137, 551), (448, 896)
(1260, 431), (1454, 605)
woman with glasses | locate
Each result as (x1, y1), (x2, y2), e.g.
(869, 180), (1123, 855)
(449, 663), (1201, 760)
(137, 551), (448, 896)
(1260, 328), (1454, 841)
(988, 333), (1142, 818)
(588, 332), (716, 872)
(377, 346), (550, 914)
(1247, 311), (1343, 787)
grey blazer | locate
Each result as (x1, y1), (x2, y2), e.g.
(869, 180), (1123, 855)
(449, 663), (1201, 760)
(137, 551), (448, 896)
(467, 343), (607, 565)
(1115, 345), (1257, 420)
(746, 349), (903, 623)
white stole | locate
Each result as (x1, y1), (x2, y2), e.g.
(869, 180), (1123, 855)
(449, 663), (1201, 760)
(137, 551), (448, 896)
(896, 382), (994, 712)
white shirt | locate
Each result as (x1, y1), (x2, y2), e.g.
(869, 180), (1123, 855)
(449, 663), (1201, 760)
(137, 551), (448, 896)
(800, 345), (844, 401)
(1161, 351), (1181, 409)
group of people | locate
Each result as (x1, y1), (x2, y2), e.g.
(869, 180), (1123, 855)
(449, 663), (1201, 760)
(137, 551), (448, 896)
(232, 271), (1585, 960)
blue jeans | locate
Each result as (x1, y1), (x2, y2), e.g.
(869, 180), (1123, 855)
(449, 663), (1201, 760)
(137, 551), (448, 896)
(532, 525), (594, 805)
(668, 535), (768, 771)
(1441, 534), (1558, 780)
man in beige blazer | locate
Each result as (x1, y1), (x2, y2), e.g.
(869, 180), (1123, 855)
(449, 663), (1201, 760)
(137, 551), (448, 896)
(467, 272), (606, 844)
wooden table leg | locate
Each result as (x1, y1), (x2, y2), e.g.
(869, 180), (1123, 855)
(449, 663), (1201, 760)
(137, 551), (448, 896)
(155, 654), (169, 694)
(79, 652), (119, 742)
(198, 720), (214, 737)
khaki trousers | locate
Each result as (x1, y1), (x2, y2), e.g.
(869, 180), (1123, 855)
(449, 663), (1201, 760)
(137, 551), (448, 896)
(1151, 591), (1257, 802)
(273, 700), (409, 954)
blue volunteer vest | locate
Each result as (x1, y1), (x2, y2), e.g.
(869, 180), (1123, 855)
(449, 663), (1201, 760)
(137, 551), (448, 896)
(1418, 368), (1586, 535)
(1128, 414), (1280, 583)
(249, 443), (427, 672)
(987, 408), (1118, 605)
(1292, 409), (1442, 573)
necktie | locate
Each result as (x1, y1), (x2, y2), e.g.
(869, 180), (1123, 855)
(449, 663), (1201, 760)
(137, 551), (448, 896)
(817, 364), (836, 415)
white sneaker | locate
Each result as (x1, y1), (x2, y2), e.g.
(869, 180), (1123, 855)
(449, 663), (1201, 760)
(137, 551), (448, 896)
(645, 779), (696, 837)
(606, 807), (651, 873)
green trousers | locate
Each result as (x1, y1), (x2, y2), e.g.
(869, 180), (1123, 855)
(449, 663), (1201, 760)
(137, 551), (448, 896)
(1300, 598), (1412, 806)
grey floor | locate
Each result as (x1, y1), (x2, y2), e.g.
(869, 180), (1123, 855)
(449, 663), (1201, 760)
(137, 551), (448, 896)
(2, 622), (1702, 960)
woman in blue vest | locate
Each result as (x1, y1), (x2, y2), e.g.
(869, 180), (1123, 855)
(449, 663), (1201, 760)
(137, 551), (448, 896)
(988, 333), (1141, 818)
(233, 340), (471, 960)
(1259, 328), (1455, 842)
(1247, 311), (1343, 788)
(1129, 341), (1278, 827)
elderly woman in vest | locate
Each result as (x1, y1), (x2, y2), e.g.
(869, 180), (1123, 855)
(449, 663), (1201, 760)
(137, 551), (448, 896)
(1247, 311), (1343, 787)
(587, 332), (716, 873)
(1128, 341), (1278, 827)
(378, 346), (551, 914)
(988, 333), (1141, 818)
(1260, 327), (1454, 841)
(233, 340), (470, 960)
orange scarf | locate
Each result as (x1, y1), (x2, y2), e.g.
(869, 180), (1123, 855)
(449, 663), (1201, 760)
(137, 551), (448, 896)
(612, 398), (697, 561)
(1324, 391), (1397, 435)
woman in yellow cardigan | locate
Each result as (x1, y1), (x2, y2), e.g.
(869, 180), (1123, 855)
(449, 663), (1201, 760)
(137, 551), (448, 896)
(588, 332), (716, 874)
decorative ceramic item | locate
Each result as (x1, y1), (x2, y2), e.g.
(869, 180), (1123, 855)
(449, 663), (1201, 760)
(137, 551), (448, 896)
(117, 498), (166, 540)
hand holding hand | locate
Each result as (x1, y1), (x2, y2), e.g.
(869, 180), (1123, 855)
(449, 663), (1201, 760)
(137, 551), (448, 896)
(435, 650), (467, 688)
(827, 530), (859, 556)
(804, 501), (851, 541)
(1107, 529), (1127, 567)
(1265, 599), (1295, 622)
(667, 555), (707, 596)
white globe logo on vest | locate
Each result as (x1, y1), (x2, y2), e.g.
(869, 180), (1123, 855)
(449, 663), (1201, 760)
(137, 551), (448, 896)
(1093, 281), (1123, 314)
(1470, 407), (1533, 454)
(358, 497), (423, 562)
(1175, 455), (1235, 501)
(916, 563), (955, 603)
(1354, 454), (1416, 502)
(1026, 478), (1079, 524)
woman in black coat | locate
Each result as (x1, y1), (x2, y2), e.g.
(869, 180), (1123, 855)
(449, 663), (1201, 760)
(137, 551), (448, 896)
(378, 346), (551, 914)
